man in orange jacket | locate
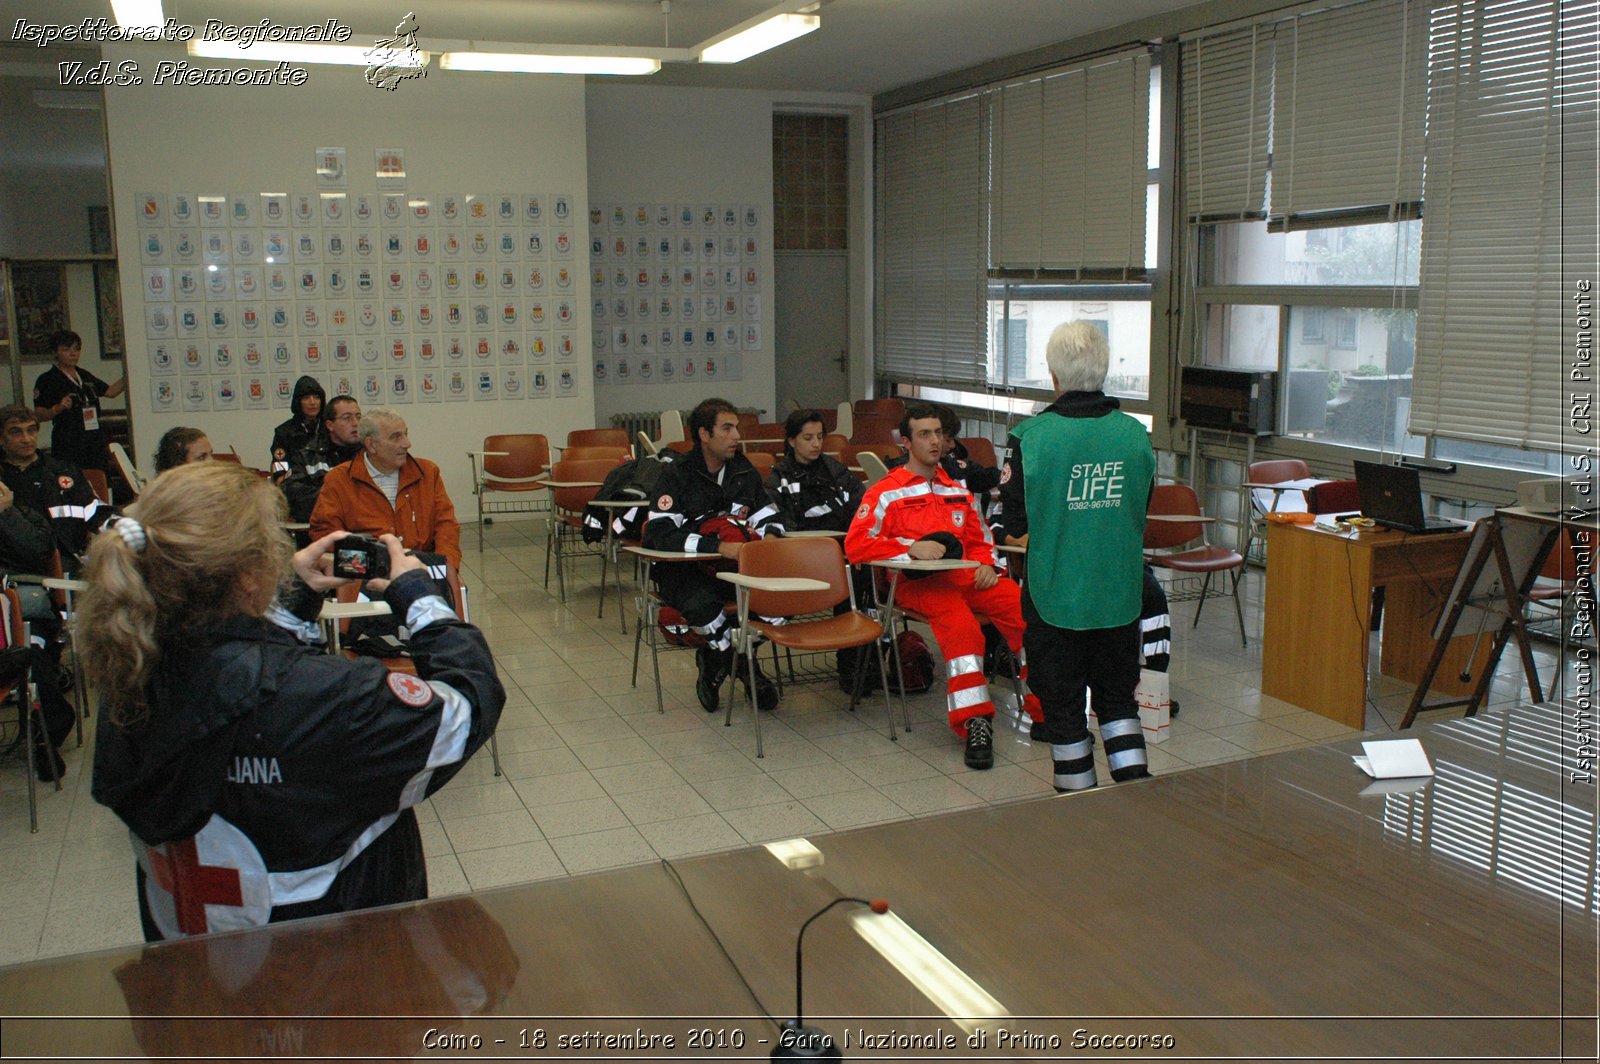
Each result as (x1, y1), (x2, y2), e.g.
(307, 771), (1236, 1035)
(309, 407), (461, 576)
(845, 403), (1042, 770)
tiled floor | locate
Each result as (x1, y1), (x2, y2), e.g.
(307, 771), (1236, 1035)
(0, 516), (1570, 967)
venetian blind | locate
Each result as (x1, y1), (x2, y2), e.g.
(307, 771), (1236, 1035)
(874, 94), (990, 385)
(1411, 0), (1599, 449)
(991, 49), (1151, 272)
(1182, 24), (1275, 220)
(1271, 0), (1429, 222)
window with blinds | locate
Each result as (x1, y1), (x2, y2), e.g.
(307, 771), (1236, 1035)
(1270, 0), (1429, 224)
(1411, 0), (1599, 451)
(874, 94), (990, 386)
(990, 49), (1152, 273)
(1182, 24), (1275, 221)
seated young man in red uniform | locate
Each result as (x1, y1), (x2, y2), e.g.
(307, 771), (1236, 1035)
(845, 403), (1042, 770)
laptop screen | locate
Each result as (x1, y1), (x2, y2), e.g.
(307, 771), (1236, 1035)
(1353, 461), (1428, 530)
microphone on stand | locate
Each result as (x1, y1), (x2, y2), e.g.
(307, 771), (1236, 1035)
(772, 897), (889, 1061)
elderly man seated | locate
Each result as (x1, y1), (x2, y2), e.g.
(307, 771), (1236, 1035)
(310, 406), (460, 582)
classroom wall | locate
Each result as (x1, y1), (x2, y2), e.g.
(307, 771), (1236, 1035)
(585, 83), (871, 427)
(101, 44), (593, 510)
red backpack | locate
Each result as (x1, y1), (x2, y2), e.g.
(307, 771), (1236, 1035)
(892, 630), (935, 694)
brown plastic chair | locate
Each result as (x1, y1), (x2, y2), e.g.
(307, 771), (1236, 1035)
(543, 457), (620, 602)
(725, 537), (896, 756)
(559, 444), (632, 464)
(854, 398), (907, 422)
(821, 432), (849, 456)
(565, 428), (631, 451)
(957, 436), (999, 469)
(1145, 484), (1247, 646)
(841, 442), (902, 479)
(1305, 478), (1360, 515)
(744, 452), (776, 479)
(82, 468), (111, 505)
(1243, 458), (1313, 562)
(468, 434), (551, 553)
(849, 413), (900, 445)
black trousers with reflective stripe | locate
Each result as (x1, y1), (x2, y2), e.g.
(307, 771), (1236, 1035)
(1141, 563), (1171, 673)
(1022, 589), (1142, 746)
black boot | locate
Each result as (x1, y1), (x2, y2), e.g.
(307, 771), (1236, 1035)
(695, 645), (732, 712)
(739, 652), (779, 711)
(963, 715), (995, 770)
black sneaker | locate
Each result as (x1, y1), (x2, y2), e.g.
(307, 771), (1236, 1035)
(739, 654), (779, 711)
(695, 645), (731, 712)
(1169, 699), (1180, 716)
(31, 735), (64, 783)
(964, 716), (995, 770)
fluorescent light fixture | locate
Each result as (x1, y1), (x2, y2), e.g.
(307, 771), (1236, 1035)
(764, 838), (824, 870)
(438, 51), (660, 75)
(850, 910), (1010, 1036)
(698, 12), (819, 64)
(111, 0), (164, 31)
(31, 89), (101, 110)
(186, 41), (429, 68)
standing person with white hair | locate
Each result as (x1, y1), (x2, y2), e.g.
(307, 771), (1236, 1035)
(999, 321), (1154, 792)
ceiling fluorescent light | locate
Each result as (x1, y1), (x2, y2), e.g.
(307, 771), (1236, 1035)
(111, 1), (164, 32)
(186, 41), (428, 68)
(438, 51), (660, 75)
(698, 12), (819, 64)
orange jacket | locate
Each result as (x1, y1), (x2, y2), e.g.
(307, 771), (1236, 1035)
(845, 464), (995, 568)
(310, 454), (461, 571)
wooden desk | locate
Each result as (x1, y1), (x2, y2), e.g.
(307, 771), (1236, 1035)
(1263, 520), (1479, 727)
(1, 703), (1590, 1059)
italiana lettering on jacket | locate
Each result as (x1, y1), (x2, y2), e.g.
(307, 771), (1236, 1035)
(227, 756), (283, 784)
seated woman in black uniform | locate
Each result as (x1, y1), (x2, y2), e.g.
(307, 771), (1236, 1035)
(82, 462), (503, 941)
(764, 407), (862, 533)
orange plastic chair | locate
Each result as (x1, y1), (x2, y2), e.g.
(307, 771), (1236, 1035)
(543, 457), (620, 602)
(1145, 483), (1247, 646)
(559, 445), (632, 464)
(849, 413), (900, 445)
(469, 434), (551, 552)
(565, 428), (631, 451)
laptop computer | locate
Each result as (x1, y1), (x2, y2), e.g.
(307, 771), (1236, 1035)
(1352, 461), (1460, 534)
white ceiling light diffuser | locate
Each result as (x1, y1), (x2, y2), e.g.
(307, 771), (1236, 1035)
(110, 0), (165, 32)
(698, 12), (820, 64)
(438, 51), (661, 76)
(187, 41), (429, 68)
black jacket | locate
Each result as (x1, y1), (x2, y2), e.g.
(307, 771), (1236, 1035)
(92, 570), (505, 941)
(269, 375), (328, 475)
(887, 439), (1001, 498)
(765, 453), (863, 533)
(642, 446), (781, 552)
(0, 453), (113, 566)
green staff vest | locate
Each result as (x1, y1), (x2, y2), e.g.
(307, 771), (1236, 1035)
(1014, 410), (1153, 630)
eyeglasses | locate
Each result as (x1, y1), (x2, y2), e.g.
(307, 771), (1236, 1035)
(332, 413), (361, 423)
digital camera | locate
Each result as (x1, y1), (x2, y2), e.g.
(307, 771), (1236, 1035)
(332, 535), (390, 580)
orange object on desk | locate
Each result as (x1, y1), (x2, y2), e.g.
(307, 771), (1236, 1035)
(1266, 511), (1316, 524)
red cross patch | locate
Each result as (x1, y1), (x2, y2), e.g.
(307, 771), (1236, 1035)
(657, 494), (673, 510)
(1000, 464), (1013, 484)
(145, 837), (243, 936)
(57, 475), (74, 490)
(856, 503), (869, 519)
(952, 509), (965, 527)
(387, 671), (434, 707)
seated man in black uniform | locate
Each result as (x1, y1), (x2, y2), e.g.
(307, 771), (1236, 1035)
(643, 398), (784, 712)
(0, 403), (111, 778)
(278, 395), (364, 524)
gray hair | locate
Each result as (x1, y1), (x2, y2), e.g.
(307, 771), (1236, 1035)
(1045, 321), (1111, 394)
(358, 406), (404, 445)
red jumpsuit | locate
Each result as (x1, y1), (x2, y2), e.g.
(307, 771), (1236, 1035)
(845, 465), (1042, 736)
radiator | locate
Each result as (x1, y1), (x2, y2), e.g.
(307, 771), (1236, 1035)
(610, 410), (662, 441)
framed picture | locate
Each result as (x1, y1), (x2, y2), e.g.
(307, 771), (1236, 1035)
(93, 261), (125, 358)
(11, 264), (69, 358)
(88, 205), (113, 254)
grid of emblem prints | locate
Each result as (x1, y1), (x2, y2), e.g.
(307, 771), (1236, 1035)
(587, 202), (760, 389)
(133, 190), (588, 413)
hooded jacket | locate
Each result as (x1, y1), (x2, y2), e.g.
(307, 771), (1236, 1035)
(765, 452), (862, 533)
(91, 571), (504, 940)
(269, 376), (328, 476)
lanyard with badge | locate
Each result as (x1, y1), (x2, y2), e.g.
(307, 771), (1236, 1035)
(64, 370), (98, 432)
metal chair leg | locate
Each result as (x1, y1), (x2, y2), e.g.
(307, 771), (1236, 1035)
(1231, 569), (1248, 647)
(1192, 571), (1214, 627)
(543, 515), (555, 589)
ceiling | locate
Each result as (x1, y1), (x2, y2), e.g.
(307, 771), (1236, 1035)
(3, 0), (1207, 95)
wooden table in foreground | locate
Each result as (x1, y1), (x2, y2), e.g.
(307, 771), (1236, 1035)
(1, 703), (1593, 1060)
(1263, 519), (1479, 727)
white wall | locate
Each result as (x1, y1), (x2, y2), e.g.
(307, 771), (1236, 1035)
(102, 45), (594, 512)
(585, 84), (871, 426)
